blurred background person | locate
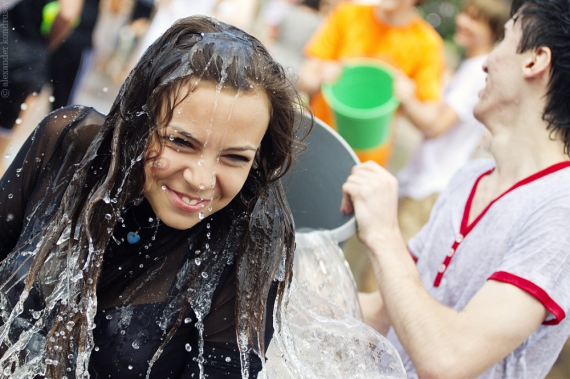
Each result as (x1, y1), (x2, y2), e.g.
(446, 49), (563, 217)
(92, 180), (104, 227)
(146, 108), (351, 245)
(298, 0), (445, 167)
(395, 0), (510, 243)
(262, 0), (326, 74)
(48, 0), (101, 110)
(105, 0), (155, 83)
(0, 0), (84, 175)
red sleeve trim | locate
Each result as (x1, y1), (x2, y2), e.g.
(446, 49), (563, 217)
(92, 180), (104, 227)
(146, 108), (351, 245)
(408, 246), (418, 263)
(489, 271), (565, 325)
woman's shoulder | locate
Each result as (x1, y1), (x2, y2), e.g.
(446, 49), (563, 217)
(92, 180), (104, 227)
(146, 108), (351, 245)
(38, 105), (105, 136)
(35, 105), (106, 153)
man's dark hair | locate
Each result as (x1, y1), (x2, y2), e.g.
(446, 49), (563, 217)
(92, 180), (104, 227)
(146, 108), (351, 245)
(512, 0), (570, 155)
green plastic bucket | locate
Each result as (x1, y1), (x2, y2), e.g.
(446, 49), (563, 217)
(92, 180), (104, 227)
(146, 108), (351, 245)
(322, 62), (399, 150)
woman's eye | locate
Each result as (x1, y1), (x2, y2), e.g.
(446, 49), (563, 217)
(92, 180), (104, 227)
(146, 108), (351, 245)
(165, 135), (193, 148)
(226, 154), (251, 163)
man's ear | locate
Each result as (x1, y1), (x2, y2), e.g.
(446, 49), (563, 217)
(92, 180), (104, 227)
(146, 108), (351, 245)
(523, 46), (551, 79)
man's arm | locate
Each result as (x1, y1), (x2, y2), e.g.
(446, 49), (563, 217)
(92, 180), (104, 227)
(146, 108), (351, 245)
(341, 162), (547, 379)
(358, 291), (391, 336)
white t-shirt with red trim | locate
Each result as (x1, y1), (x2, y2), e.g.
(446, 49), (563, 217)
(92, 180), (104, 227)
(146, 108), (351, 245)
(387, 159), (570, 378)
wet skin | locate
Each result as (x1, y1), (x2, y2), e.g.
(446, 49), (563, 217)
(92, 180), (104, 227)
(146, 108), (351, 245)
(473, 16), (524, 127)
(143, 82), (271, 230)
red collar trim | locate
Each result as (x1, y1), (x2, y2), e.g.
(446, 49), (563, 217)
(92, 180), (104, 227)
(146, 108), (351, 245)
(433, 161), (570, 287)
(462, 161), (570, 234)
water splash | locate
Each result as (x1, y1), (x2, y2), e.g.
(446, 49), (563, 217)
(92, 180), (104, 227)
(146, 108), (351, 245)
(261, 231), (406, 379)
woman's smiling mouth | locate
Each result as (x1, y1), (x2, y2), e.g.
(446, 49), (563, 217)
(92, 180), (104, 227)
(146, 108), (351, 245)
(166, 186), (210, 212)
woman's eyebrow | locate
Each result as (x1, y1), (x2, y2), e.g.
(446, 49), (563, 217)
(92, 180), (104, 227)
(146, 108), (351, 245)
(222, 145), (258, 153)
(169, 126), (258, 152)
(169, 127), (203, 145)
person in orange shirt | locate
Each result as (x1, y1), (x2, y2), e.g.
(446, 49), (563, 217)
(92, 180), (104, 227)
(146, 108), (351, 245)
(299, 0), (444, 166)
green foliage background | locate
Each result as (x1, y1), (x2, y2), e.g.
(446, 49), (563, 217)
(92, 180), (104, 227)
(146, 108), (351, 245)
(418, 0), (464, 40)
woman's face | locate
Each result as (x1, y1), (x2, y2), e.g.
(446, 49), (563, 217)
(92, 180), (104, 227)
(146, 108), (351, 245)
(143, 82), (271, 230)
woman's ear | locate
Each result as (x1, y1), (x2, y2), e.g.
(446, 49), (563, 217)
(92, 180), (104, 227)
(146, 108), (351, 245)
(523, 46), (552, 79)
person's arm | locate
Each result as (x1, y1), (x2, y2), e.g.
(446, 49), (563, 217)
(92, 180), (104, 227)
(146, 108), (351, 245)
(0, 106), (95, 259)
(394, 73), (459, 138)
(341, 162), (547, 379)
(46, 0), (84, 51)
(358, 291), (391, 336)
(297, 58), (342, 96)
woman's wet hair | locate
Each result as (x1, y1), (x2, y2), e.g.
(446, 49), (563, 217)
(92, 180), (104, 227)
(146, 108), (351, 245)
(120, 15), (304, 188)
(8, 15), (306, 378)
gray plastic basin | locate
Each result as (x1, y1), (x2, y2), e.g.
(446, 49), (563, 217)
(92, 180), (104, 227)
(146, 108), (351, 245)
(283, 113), (359, 243)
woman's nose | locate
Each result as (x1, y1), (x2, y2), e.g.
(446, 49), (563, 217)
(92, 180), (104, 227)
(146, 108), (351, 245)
(182, 157), (217, 193)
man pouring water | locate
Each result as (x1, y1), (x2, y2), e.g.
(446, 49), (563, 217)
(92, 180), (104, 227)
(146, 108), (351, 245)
(341, 0), (570, 377)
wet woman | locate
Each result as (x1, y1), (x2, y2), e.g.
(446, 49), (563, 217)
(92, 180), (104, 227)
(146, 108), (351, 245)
(0, 15), (305, 379)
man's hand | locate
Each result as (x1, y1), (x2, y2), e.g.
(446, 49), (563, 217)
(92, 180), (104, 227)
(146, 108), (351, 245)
(340, 161), (399, 248)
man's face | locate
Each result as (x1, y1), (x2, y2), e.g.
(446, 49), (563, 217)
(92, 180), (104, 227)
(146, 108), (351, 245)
(473, 16), (525, 126)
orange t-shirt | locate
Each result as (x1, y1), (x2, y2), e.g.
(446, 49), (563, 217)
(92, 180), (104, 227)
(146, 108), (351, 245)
(304, 2), (445, 127)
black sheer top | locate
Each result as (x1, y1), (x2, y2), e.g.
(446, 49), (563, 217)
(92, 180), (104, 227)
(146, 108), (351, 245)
(0, 106), (276, 378)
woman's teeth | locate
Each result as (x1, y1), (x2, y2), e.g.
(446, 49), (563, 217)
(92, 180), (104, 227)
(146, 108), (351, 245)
(182, 196), (199, 206)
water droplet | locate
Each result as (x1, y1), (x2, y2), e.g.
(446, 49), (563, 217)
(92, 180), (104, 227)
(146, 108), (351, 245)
(103, 87), (108, 93)
(207, 205), (213, 212)
(132, 341), (140, 349)
(184, 317), (192, 324)
(67, 354), (74, 359)
(105, 214), (112, 220)
(128, 365), (133, 370)
(120, 330), (126, 335)
(49, 96), (55, 102)
(199, 184), (205, 190)
(20, 103), (27, 110)
(148, 217), (154, 223)
(185, 343), (192, 352)
(139, 264), (144, 268)
(201, 272), (208, 279)
(198, 159), (204, 166)
(7, 194), (13, 199)
(66, 321), (75, 331)
(225, 357), (231, 362)
(15, 118), (22, 124)
(161, 185), (167, 191)
(206, 223), (210, 229)
(194, 258), (201, 266)
(198, 212), (204, 220)
(87, 278), (93, 284)
(94, 346), (100, 351)
(106, 314), (112, 320)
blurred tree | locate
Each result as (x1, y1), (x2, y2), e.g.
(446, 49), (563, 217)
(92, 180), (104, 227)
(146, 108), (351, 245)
(418, 0), (463, 40)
